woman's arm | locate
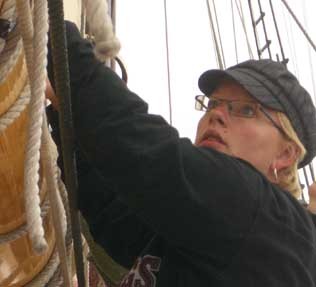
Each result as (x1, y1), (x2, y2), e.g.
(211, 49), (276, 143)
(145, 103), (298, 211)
(47, 21), (260, 266)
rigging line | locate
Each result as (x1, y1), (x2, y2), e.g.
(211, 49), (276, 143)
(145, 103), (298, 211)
(231, 0), (238, 63)
(257, 0), (272, 59)
(309, 163), (315, 182)
(235, 0), (254, 59)
(163, 0), (173, 125)
(282, 6), (299, 76)
(303, 167), (310, 200)
(268, 0), (287, 64)
(110, 0), (117, 71)
(302, 0), (316, 101)
(206, 0), (223, 70)
(80, 0), (86, 35)
(280, 0), (316, 53)
(211, 0), (226, 68)
(247, 0), (261, 59)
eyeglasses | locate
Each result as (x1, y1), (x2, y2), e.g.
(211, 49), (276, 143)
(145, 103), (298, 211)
(195, 95), (287, 136)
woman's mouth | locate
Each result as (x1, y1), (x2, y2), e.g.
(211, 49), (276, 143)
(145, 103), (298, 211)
(197, 131), (227, 150)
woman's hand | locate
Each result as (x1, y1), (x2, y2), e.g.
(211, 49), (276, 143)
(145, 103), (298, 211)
(45, 77), (59, 110)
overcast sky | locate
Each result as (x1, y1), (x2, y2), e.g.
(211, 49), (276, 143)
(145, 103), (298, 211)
(114, 0), (316, 194)
(64, 0), (316, 194)
(116, 0), (316, 141)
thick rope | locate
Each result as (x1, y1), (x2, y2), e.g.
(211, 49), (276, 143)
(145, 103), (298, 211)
(0, 41), (22, 81)
(84, 0), (120, 60)
(0, 83), (30, 132)
(41, 114), (72, 287)
(26, 159), (73, 287)
(16, 0), (49, 254)
(0, 195), (50, 244)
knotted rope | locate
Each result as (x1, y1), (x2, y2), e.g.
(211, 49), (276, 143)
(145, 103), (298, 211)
(85, 0), (120, 60)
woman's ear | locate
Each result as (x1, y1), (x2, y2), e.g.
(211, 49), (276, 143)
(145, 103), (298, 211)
(274, 142), (299, 171)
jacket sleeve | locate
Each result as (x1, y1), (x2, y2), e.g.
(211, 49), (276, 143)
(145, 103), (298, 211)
(49, 21), (261, 267)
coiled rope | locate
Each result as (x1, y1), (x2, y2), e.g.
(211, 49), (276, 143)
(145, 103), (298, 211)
(84, 0), (120, 60)
(15, 0), (49, 254)
(14, 0), (72, 285)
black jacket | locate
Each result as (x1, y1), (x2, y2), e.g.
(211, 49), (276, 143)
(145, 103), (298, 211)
(47, 21), (316, 287)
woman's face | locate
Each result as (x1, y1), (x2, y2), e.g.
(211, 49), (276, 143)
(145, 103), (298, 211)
(195, 80), (287, 177)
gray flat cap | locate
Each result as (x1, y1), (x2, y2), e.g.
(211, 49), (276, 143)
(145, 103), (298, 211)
(198, 59), (316, 167)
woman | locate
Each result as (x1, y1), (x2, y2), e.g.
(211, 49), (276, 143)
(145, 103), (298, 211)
(47, 21), (316, 286)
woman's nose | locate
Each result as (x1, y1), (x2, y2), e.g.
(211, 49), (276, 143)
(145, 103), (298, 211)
(207, 105), (228, 127)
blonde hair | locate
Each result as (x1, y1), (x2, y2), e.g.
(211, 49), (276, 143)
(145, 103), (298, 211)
(276, 112), (306, 199)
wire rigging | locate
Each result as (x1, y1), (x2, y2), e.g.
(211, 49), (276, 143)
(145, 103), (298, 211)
(282, 6), (299, 76)
(206, 0), (223, 69)
(302, 0), (316, 102)
(163, 0), (173, 125)
(211, 0), (226, 68)
(231, 0), (238, 63)
(280, 0), (316, 53)
(235, 0), (254, 59)
(268, 0), (288, 64)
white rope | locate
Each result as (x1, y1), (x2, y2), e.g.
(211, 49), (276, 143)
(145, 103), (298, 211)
(41, 114), (72, 287)
(0, 196), (50, 244)
(0, 83), (30, 132)
(85, 0), (120, 60)
(26, 161), (73, 287)
(15, 0), (49, 254)
(0, 40), (23, 84)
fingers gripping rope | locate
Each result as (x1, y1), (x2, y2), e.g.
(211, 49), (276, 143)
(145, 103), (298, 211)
(85, 0), (121, 60)
(15, 0), (49, 254)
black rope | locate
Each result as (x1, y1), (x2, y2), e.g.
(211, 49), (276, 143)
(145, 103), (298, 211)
(47, 0), (86, 286)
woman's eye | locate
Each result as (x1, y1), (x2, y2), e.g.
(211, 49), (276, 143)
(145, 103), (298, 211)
(208, 99), (220, 109)
(240, 104), (256, 117)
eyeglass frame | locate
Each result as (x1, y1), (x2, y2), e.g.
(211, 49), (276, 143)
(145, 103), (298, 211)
(195, 94), (287, 138)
